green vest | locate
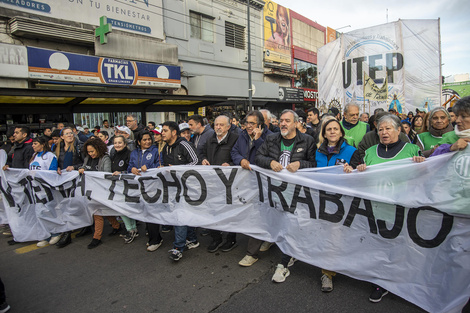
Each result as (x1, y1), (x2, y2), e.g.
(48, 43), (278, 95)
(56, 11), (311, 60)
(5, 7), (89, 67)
(438, 131), (459, 145)
(364, 143), (421, 166)
(418, 132), (442, 150)
(340, 121), (368, 148)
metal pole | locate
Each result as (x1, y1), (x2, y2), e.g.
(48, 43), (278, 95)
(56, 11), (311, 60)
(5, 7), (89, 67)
(247, 0), (253, 111)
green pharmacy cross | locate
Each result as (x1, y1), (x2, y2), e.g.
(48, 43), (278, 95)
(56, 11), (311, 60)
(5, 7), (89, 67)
(95, 16), (112, 44)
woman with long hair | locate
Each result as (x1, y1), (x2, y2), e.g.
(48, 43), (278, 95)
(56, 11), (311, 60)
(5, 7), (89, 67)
(411, 115), (424, 134)
(79, 138), (122, 249)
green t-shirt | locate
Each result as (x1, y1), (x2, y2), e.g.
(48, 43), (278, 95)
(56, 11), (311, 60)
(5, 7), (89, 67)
(364, 143), (421, 166)
(418, 132), (442, 150)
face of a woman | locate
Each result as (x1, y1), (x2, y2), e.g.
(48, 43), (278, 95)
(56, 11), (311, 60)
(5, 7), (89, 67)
(113, 137), (126, 152)
(378, 122), (400, 145)
(140, 134), (152, 149)
(401, 123), (410, 135)
(61, 129), (74, 144)
(87, 145), (98, 159)
(414, 117), (423, 127)
(98, 132), (108, 143)
(456, 112), (470, 131)
(324, 121), (342, 145)
(32, 141), (44, 153)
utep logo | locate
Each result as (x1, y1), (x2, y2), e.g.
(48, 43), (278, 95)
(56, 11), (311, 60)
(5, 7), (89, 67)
(99, 58), (137, 85)
(454, 154), (470, 179)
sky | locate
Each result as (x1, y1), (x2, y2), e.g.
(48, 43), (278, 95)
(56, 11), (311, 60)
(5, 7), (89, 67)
(275, 0), (470, 78)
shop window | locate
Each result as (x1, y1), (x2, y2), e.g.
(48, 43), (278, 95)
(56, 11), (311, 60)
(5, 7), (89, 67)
(294, 59), (318, 90)
(190, 11), (214, 43)
(225, 21), (245, 50)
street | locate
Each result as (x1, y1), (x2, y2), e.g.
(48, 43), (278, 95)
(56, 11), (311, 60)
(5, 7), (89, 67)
(0, 223), (435, 313)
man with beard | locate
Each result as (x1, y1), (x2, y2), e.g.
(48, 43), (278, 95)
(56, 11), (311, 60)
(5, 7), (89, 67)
(200, 115), (239, 253)
(255, 109), (316, 283)
(161, 121), (199, 262)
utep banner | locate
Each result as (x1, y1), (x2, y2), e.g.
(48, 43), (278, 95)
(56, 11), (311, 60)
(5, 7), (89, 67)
(318, 19), (441, 114)
(1, 149), (470, 313)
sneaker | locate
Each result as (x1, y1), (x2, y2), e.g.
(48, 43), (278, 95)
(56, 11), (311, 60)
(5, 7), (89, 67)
(238, 255), (258, 267)
(109, 226), (123, 236)
(369, 287), (388, 303)
(287, 257), (297, 267)
(220, 240), (238, 252)
(87, 238), (102, 249)
(0, 301), (10, 313)
(37, 240), (49, 247)
(49, 235), (62, 245)
(321, 274), (333, 292)
(123, 230), (138, 244)
(185, 240), (200, 250)
(56, 232), (72, 248)
(168, 248), (182, 261)
(161, 225), (173, 233)
(207, 240), (223, 253)
(259, 241), (274, 252)
(2, 225), (12, 236)
(200, 228), (210, 236)
(147, 240), (163, 252)
(272, 264), (290, 283)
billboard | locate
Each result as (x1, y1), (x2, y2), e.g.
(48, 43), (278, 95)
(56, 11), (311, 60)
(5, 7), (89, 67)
(326, 27), (336, 43)
(27, 47), (181, 88)
(442, 81), (470, 104)
(263, 0), (291, 64)
(0, 43), (28, 78)
(0, 0), (163, 39)
(318, 20), (441, 114)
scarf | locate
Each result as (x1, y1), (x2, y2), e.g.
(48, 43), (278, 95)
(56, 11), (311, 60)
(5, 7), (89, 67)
(455, 125), (470, 140)
(429, 123), (454, 137)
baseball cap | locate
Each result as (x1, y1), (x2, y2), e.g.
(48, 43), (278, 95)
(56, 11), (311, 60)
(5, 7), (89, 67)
(154, 125), (163, 135)
(115, 125), (131, 135)
(179, 123), (190, 132)
(83, 125), (89, 129)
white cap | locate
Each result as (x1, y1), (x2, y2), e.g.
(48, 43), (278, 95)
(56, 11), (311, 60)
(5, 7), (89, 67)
(83, 125), (89, 129)
(115, 125), (131, 135)
(179, 123), (190, 131)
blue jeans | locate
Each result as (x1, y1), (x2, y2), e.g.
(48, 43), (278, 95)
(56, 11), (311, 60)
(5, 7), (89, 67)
(173, 226), (197, 251)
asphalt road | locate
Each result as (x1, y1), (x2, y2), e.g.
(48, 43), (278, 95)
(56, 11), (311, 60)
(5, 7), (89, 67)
(0, 223), (466, 313)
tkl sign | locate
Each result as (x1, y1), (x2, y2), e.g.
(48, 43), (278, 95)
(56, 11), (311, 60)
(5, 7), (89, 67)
(99, 58), (136, 85)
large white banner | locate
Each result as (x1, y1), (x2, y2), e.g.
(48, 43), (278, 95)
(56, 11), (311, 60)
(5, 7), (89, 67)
(318, 19), (441, 114)
(1, 148), (469, 313)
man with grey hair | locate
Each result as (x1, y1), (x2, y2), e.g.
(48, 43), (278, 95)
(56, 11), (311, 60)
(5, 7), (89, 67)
(201, 115), (240, 253)
(126, 114), (145, 139)
(255, 109), (316, 283)
(340, 103), (370, 148)
(260, 109), (280, 133)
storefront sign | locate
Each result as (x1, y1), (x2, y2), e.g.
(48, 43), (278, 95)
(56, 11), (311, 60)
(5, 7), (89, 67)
(278, 87), (303, 102)
(303, 88), (318, 102)
(27, 47), (181, 88)
(0, 0), (163, 39)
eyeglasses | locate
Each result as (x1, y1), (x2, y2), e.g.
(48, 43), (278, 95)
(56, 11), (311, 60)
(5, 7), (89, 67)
(244, 122), (257, 127)
(126, 119), (135, 122)
(63, 133), (73, 136)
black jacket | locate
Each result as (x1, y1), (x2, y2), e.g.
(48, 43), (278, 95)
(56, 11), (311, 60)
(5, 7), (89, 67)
(56, 141), (83, 170)
(255, 130), (316, 169)
(201, 131), (239, 165)
(162, 137), (199, 166)
(191, 125), (215, 160)
(111, 147), (131, 172)
(9, 138), (34, 169)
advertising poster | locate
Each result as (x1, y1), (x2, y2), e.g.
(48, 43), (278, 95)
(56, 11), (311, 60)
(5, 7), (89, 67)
(326, 27), (336, 43)
(263, 0), (291, 64)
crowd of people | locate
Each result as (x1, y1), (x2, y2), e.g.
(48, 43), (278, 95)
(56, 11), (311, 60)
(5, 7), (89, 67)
(1, 96), (469, 311)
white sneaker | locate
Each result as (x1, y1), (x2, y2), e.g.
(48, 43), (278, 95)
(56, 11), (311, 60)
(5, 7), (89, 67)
(238, 255), (258, 267)
(49, 235), (62, 245)
(272, 264), (290, 283)
(259, 241), (274, 252)
(287, 257), (297, 267)
(321, 274), (333, 292)
(147, 240), (163, 252)
(37, 240), (49, 247)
